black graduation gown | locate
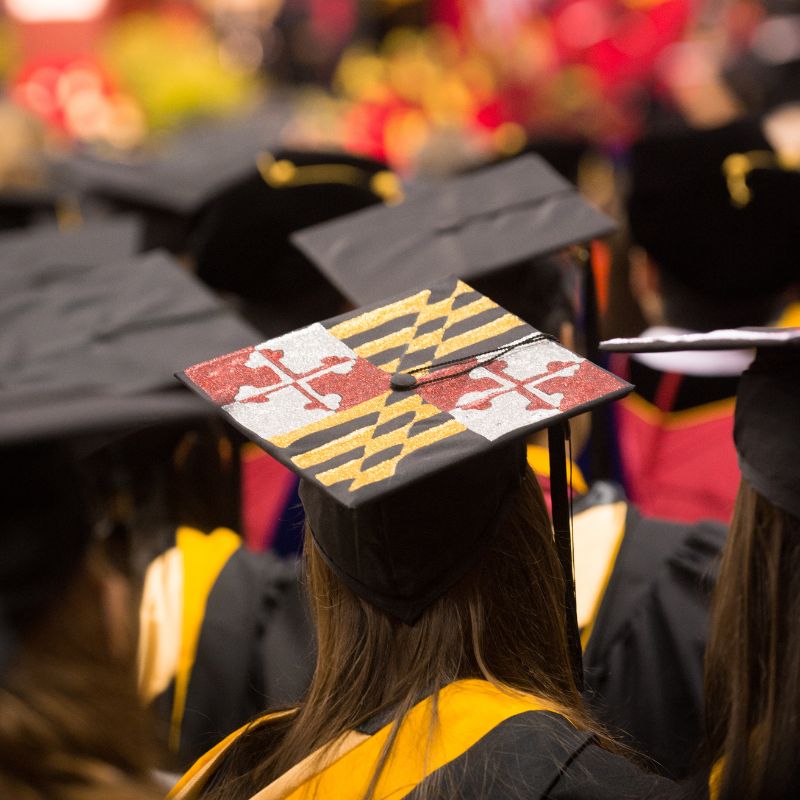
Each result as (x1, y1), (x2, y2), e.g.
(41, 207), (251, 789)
(581, 490), (726, 778)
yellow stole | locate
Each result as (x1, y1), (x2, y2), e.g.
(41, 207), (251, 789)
(169, 679), (570, 800)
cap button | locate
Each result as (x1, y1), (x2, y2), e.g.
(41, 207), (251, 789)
(390, 372), (417, 391)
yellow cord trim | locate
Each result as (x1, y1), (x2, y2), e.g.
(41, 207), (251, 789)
(722, 150), (800, 208)
(256, 152), (404, 204)
(777, 302), (800, 329)
(169, 526), (241, 753)
(526, 443), (588, 496)
(708, 758), (724, 800)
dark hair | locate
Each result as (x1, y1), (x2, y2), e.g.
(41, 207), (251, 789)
(204, 468), (612, 800)
(704, 479), (800, 799)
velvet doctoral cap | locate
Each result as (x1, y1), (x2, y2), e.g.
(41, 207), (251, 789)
(180, 276), (631, 623)
(627, 120), (800, 297)
(290, 154), (615, 307)
(601, 327), (800, 520)
(49, 106), (289, 252)
(191, 148), (399, 320)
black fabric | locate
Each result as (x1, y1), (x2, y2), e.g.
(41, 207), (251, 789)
(0, 217), (141, 285)
(191, 149), (390, 323)
(300, 439), (527, 623)
(0, 247), (258, 443)
(0, 442), (94, 675)
(291, 154), (615, 306)
(583, 505), (726, 778)
(406, 711), (676, 799)
(735, 348), (800, 520)
(166, 549), (314, 768)
(0, 187), (57, 232)
(627, 119), (800, 298)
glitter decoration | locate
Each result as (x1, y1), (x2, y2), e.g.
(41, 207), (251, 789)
(179, 276), (631, 507)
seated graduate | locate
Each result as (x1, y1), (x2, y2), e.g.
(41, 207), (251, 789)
(601, 327), (800, 799)
(476, 254), (727, 778)
(0, 228), (314, 772)
(616, 120), (800, 524)
(171, 276), (677, 800)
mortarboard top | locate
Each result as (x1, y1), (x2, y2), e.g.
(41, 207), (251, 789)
(601, 327), (800, 520)
(627, 119), (800, 297)
(190, 148), (400, 331)
(290, 154), (616, 307)
(0, 248), (259, 446)
(179, 275), (632, 683)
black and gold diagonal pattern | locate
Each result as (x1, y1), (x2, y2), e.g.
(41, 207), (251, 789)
(270, 391), (467, 493)
(327, 278), (529, 375)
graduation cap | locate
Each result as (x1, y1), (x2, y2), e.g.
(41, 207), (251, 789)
(190, 148), (400, 335)
(627, 119), (800, 298)
(290, 154), (615, 308)
(49, 105), (291, 252)
(179, 276), (632, 683)
(601, 327), (800, 520)
(0, 247), (259, 444)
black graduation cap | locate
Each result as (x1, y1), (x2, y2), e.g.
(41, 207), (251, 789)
(290, 153), (615, 307)
(627, 119), (800, 297)
(0, 247), (259, 444)
(190, 148), (401, 335)
(601, 327), (800, 520)
(179, 276), (632, 682)
(49, 105), (291, 252)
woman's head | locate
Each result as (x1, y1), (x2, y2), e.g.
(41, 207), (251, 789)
(305, 465), (577, 710)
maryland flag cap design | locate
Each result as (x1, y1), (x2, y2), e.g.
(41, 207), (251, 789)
(181, 277), (631, 509)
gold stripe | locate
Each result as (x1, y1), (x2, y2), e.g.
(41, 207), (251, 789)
(433, 314), (525, 360)
(256, 152), (403, 203)
(722, 150), (800, 207)
(328, 281), (474, 341)
(170, 527), (241, 753)
(316, 418), (465, 491)
(350, 294), (496, 360)
(269, 392), (392, 449)
(290, 394), (434, 469)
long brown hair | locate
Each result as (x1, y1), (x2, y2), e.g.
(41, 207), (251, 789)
(0, 543), (162, 800)
(704, 479), (800, 800)
(207, 468), (607, 800)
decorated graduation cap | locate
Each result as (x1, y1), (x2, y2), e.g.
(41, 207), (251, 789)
(291, 154), (615, 308)
(627, 120), (800, 298)
(49, 106), (288, 252)
(190, 148), (401, 335)
(180, 276), (632, 682)
(601, 327), (800, 520)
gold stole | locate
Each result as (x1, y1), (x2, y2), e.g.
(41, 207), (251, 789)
(169, 679), (570, 800)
